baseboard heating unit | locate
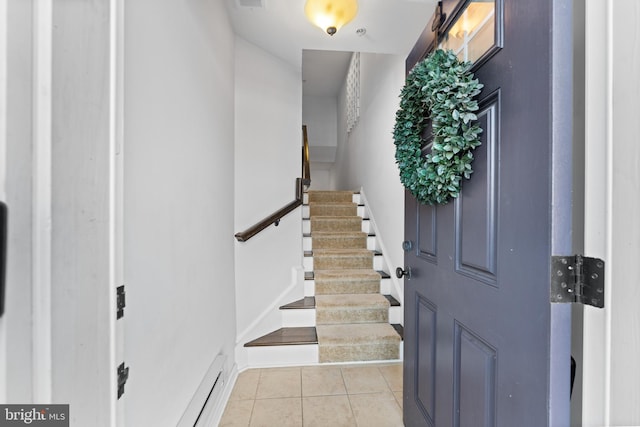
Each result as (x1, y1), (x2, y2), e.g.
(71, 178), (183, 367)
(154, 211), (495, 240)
(177, 354), (227, 427)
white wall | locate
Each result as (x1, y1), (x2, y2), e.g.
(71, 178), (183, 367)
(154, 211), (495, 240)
(1, 0), (35, 403)
(333, 53), (406, 295)
(234, 37), (303, 366)
(303, 94), (337, 148)
(303, 95), (337, 191)
(308, 167), (333, 191)
(124, 0), (237, 425)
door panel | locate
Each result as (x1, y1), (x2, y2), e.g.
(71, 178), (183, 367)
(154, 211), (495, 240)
(416, 295), (437, 426)
(418, 204), (438, 262)
(453, 321), (497, 427)
(403, 0), (574, 426)
(454, 94), (499, 285)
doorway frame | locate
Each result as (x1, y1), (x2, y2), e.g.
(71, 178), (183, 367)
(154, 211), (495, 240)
(582, 0), (640, 425)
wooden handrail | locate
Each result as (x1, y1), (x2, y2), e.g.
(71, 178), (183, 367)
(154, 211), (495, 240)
(302, 125), (311, 186)
(234, 127), (311, 242)
(234, 179), (304, 242)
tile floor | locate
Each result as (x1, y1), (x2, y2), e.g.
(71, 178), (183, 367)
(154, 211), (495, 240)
(219, 363), (404, 427)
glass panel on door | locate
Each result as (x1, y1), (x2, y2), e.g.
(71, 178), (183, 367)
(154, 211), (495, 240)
(439, 0), (496, 63)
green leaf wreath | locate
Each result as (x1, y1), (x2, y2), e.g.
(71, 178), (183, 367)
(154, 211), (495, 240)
(393, 49), (484, 205)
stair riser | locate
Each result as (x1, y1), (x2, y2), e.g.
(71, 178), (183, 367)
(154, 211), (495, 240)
(310, 236), (368, 250)
(310, 219), (362, 233)
(305, 278), (391, 296)
(318, 344), (400, 363)
(389, 306), (402, 324)
(308, 193), (353, 203)
(316, 308), (389, 325)
(303, 235), (376, 251)
(304, 193), (361, 205)
(315, 281), (381, 295)
(246, 345), (319, 367)
(281, 306), (401, 328)
(308, 206), (358, 217)
(281, 309), (316, 327)
(302, 205), (366, 218)
(303, 219), (371, 234)
(304, 256), (383, 271)
(313, 255), (372, 270)
(244, 341), (404, 367)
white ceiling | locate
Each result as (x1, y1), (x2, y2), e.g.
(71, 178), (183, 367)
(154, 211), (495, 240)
(225, 0), (437, 96)
(226, 0), (436, 167)
(302, 49), (352, 96)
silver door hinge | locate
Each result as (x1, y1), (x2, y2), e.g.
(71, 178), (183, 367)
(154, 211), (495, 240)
(551, 255), (605, 308)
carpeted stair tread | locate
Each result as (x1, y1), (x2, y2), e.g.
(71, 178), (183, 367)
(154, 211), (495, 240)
(314, 269), (382, 293)
(311, 231), (366, 236)
(277, 295), (398, 310)
(316, 294), (390, 325)
(308, 202), (357, 206)
(305, 270), (389, 280)
(303, 248), (382, 257)
(309, 202), (358, 217)
(312, 249), (373, 270)
(314, 269), (381, 280)
(316, 294), (389, 308)
(312, 248), (373, 255)
(304, 232), (376, 237)
(310, 216), (362, 232)
(311, 231), (367, 249)
(316, 283), (379, 296)
(308, 191), (354, 203)
(319, 344), (400, 362)
(316, 323), (401, 362)
(315, 276), (381, 295)
(317, 323), (401, 345)
(308, 230), (369, 238)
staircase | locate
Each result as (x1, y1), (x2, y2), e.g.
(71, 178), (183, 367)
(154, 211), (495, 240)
(244, 190), (402, 365)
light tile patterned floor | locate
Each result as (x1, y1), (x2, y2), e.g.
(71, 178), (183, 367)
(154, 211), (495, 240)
(220, 363), (404, 427)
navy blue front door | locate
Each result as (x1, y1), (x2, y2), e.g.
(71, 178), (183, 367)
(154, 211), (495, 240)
(402, 1), (575, 426)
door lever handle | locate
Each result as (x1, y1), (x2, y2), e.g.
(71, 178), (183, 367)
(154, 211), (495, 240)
(396, 267), (411, 279)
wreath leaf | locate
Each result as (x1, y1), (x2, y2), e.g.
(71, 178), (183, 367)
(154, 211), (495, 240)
(393, 49), (484, 205)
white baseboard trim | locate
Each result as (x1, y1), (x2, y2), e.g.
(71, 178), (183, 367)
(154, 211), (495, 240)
(359, 187), (404, 307)
(235, 266), (304, 345)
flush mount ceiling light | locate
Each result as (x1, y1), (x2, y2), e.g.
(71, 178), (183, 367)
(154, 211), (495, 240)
(304, 0), (358, 36)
